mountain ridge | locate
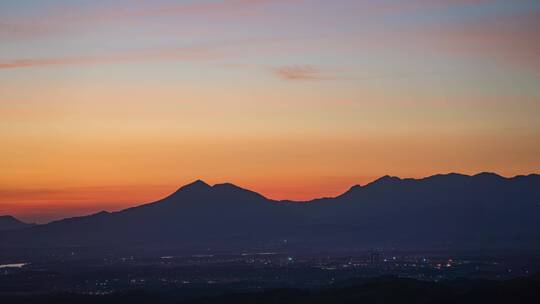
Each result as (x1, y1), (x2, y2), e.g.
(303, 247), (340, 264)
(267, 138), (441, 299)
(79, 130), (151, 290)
(1, 172), (539, 252)
(0, 215), (34, 231)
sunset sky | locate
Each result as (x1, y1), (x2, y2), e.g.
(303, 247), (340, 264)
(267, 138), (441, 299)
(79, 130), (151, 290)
(1, 0), (539, 223)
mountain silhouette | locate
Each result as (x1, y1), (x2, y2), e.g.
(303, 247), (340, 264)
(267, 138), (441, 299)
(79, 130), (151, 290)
(0, 215), (33, 231)
(1, 173), (539, 252)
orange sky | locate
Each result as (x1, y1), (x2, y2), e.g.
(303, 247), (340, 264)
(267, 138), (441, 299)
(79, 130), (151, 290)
(1, 0), (539, 223)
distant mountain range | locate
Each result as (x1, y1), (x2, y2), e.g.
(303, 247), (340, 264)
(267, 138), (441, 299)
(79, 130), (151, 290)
(1, 173), (539, 252)
(0, 215), (33, 231)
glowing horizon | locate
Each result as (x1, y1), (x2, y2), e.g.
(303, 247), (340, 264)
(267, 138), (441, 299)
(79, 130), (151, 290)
(1, 0), (539, 223)
(1, 172), (537, 224)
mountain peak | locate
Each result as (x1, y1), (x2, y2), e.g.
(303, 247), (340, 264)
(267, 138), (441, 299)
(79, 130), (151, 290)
(179, 179), (211, 191)
(473, 172), (504, 179)
(369, 175), (402, 186)
(193, 179), (211, 186)
(0, 215), (25, 223)
(166, 180), (213, 199)
(0, 215), (32, 231)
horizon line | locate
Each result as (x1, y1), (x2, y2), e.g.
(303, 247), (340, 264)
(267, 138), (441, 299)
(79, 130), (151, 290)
(3, 171), (539, 225)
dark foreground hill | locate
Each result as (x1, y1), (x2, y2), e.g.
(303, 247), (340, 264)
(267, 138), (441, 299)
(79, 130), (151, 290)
(1, 275), (539, 304)
(1, 173), (539, 252)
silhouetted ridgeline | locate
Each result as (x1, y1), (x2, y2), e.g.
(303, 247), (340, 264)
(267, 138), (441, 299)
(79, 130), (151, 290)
(0, 216), (34, 231)
(1, 173), (539, 252)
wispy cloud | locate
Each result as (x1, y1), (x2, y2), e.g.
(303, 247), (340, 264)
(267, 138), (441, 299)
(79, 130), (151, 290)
(348, 0), (494, 16)
(0, 36), (291, 69)
(272, 65), (329, 80)
(0, 45), (219, 69)
(2, 0), (493, 41)
(0, 0), (300, 39)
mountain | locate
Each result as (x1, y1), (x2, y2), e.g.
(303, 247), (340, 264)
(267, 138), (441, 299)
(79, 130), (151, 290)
(1, 173), (540, 253)
(0, 215), (33, 231)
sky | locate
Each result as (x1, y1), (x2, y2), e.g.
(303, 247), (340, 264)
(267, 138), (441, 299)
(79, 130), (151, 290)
(1, 0), (540, 223)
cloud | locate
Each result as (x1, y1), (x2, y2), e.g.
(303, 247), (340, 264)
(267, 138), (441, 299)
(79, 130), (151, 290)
(0, 45), (219, 69)
(2, 0), (493, 41)
(0, 36), (288, 69)
(272, 65), (328, 80)
(0, 0), (300, 39)
(348, 0), (495, 16)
